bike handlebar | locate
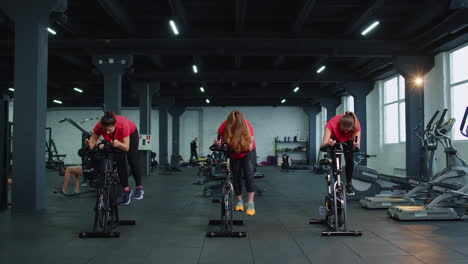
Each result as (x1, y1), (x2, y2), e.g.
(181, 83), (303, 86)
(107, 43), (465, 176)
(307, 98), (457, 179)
(436, 109), (448, 130)
(426, 110), (440, 130)
(320, 142), (358, 153)
(461, 107), (468, 137)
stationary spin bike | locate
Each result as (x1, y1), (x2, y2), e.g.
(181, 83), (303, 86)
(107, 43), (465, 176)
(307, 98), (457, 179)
(206, 136), (246, 238)
(310, 142), (362, 236)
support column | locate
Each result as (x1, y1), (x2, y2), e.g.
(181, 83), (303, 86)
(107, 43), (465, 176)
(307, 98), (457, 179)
(0, 95), (10, 211)
(154, 97), (175, 166)
(393, 55), (434, 179)
(344, 82), (374, 165)
(93, 54), (133, 114)
(169, 106), (185, 158)
(1, 0), (68, 211)
(134, 81), (159, 177)
(320, 97), (341, 121)
(303, 105), (321, 165)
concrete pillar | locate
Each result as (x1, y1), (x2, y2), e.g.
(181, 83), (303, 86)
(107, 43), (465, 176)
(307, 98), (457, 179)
(92, 54), (133, 114)
(320, 97), (341, 121)
(154, 97), (175, 166)
(344, 81), (374, 165)
(1, 0), (68, 211)
(303, 105), (321, 165)
(0, 95), (10, 210)
(169, 106), (185, 158)
(393, 55), (434, 179)
(133, 81), (159, 176)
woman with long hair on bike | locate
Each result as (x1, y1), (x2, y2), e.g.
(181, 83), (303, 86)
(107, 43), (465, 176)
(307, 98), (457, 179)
(215, 110), (257, 216)
(86, 111), (143, 205)
(321, 111), (361, 195)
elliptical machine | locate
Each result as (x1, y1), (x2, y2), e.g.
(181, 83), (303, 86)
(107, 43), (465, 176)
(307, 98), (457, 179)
(387, 108), (468, 220)
(310, 142), (362, 236)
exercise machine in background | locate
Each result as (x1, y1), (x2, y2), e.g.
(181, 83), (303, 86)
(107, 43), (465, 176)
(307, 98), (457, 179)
(45, 127), (66, 176)
(387, 108), (468, 220)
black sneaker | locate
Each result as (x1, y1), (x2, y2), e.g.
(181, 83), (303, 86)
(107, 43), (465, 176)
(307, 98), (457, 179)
(346, 185), (355, 196)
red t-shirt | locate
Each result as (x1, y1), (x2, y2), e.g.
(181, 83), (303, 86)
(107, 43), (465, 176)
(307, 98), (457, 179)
(93, 115), (137, 142)
(325, 114), (361, 143)
(217, 119), (256, 159)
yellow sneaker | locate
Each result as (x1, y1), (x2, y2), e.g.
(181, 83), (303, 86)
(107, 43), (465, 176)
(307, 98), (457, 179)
(246, 202), (255, 216)
(235, 200), (244, 211)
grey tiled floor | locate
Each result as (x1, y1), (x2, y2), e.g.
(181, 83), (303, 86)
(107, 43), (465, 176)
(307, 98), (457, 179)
(2, 167), (468, 264)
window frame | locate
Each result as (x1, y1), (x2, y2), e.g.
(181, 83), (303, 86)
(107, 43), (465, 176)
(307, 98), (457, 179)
(448, 43), (468, 141)
(382, 75), (406, 144)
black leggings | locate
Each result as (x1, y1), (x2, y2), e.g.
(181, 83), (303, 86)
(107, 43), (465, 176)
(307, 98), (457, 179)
(230, 149), (257, 196)
(115, 130), (142, 188)
(344, 150), (354, 186)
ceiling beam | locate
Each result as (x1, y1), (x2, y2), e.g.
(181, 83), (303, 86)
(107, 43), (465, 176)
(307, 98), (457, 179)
(413, 9), (468, 50)
(292, 0), (318, 34)
(55, 54), (89, 69)
(97, 0), (136, 35)
(235, 0), (247, 33)
(397, 0), (449, 38)
(147, 54), (164, 69)
(343, 0), (384, 36)
(357, 58), (392, 79)
(130, 70), (358, 82)
(43, 69), (358, 83)
(275, 0), (318, 68)
(8, 38), (414, 57)
(234, 56), (242, 68)
(168, 0), (189, 31)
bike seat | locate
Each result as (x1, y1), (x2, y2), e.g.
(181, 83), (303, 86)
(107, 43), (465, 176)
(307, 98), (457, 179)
(319, 158), (332, 165)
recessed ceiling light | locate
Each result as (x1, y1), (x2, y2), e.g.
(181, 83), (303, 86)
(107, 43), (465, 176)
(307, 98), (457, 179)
(53, 99), (63, 104)
(281, 98), (286, 104)
(193, 65), (198, 74)
(293, 86), (300, 93)
(8, 88), (14, 92)
(200, 86), (205, 93)
(205, 98), (210, 104)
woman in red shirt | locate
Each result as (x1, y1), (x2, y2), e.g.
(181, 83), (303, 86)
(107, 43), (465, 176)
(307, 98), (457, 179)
(321, 111), (361, 195)
(215, 110), (257, 216)
(86, 111), (143, 205)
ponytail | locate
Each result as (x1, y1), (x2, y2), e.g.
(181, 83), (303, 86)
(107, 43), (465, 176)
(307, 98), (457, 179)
(340, 111), (359, 138)
(100, 111), (116, 127)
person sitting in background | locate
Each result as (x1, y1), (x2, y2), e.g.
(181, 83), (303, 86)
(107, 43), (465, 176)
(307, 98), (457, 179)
(55, 165), (83, 195)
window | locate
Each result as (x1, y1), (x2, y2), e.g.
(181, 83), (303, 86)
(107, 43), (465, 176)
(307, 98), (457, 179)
(383, 75), (405, 144)
(449, 44), (468, 140)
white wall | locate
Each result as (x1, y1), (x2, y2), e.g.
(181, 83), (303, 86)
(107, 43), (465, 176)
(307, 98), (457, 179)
(44, 106), (309, 164)
(424, 52), (468, 168)
(366, 50), (468, 176)
(46, 108), (162, 164)
(366, 81), (406, 175)
(197, 107), (309, 163)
